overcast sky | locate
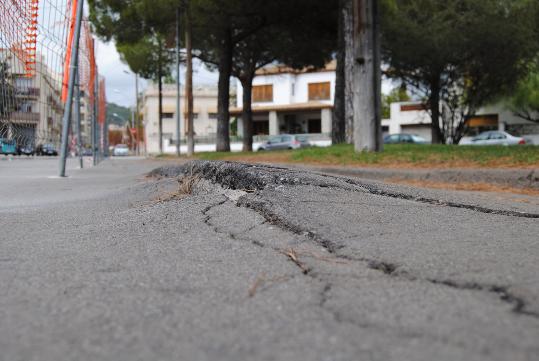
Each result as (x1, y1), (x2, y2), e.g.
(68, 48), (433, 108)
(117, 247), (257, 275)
(95, 40), (219, 108)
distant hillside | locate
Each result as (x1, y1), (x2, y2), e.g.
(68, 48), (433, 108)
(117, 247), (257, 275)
(106, 103), (131, 126)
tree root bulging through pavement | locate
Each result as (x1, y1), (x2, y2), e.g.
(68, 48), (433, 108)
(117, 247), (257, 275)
(152, 161), (539, 218)
(151, 160), (539, 319)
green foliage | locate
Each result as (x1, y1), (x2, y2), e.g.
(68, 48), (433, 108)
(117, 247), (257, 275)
(106, 103), (131, 126)
(230, 117), (237, 136)
(509, 61), (539, 123)
(381, 0), (539, 142)
(116, 35), (173, 81)
(88, 0), (176, 80)
(198, 143), (539, 168)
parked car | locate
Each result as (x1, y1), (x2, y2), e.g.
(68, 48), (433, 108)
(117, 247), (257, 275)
(257, 134), (310, 151)
(17, 144), (35, 156)
(459, 131), (526, 146)
(383, 133), (428, 144)
(36, 143), (58, 156)
(81, 147), (93, 156)
(0, 138), (17, 155)
(113, 144), (129, 156)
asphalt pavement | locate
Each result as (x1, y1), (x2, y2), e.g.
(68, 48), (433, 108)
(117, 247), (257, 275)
(1, 157), (538, 361)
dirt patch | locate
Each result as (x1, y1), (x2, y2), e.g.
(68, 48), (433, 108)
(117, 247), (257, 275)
(386, 178), (539, 196)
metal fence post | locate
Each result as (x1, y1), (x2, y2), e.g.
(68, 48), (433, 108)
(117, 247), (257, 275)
(74, 69), (83, 168)
(93, 73), (98, 166)
(176, 6), (181, 156)
(59, 0), (84, 177)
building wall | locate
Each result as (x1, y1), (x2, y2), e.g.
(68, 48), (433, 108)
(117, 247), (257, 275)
(142, 84), (219, 154)
(236, 70), (336, 108)
(0, 51), (64, 145)
(384, 101), (539, 144)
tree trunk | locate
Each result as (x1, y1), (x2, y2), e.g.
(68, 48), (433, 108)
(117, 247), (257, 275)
(429, 80), (442, 144)
(216, 27), (232, 152)
(157, 61), (163, 154)
(343, 0), (355, 144)
(353, 0), (382, 152)
(332, 0), (346, 144)
(241, 75), (254, 152)
(185, 3), (194, 156)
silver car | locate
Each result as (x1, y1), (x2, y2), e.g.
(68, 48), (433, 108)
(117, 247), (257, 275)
(460, 131), (526, 146)
(113, 144), (129, 156)
(257, 134), (310, 151)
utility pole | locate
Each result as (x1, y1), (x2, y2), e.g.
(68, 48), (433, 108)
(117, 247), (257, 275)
(74, 69), (83, 168)
(185, 1), (194, 156)
(352, 0), (382, 152)
(59, 0), (84, 177)
(175, 6), (181, 157)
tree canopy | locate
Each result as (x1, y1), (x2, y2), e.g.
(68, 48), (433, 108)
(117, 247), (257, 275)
(381, 0), (539, 143)
(509, 60), (539, 123)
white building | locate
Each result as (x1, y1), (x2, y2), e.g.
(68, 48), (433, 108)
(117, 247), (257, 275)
(383, 101), (539, 143)
(142, 83), (220, 154)
(232, 62), (336, 137)
(381, 102), (432, 141)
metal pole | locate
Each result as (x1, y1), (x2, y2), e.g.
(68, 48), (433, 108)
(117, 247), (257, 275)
(59, 0), (84, 177)
(74, 69), (83, 168)
(135, 74), (139, 155)
(103, 95), (108, 158)
(185, 2), (194, 156)
(175, 6), (181, 156)
(131, 108), (135, 153)
(93, 74), (98, 166)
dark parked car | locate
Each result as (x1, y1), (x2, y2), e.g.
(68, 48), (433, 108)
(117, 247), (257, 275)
(36, 143), (58, 156)
(257, 134), (310, 151)
(17, 144), (35, 156)
(383, 133), (428, 144)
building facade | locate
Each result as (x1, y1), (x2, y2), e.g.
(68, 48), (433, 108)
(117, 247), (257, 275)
(142, 83), (219, 154)
(383, 101), (539, 144)
(1, 50), (65, 146)
(232, 62), (335, 137)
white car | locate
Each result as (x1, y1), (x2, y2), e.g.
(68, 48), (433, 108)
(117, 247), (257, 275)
(113, 144), (129, 156)
(459, 131), (526, 146)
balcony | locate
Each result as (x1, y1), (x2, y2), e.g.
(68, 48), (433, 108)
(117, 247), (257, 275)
(9, 112), (40, 124)
(16, 87), (40, 98)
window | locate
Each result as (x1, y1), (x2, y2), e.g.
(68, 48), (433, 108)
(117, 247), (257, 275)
(252, 84), (273, 103)
(308, 82), (331, 101)
(268, 136), (282, 144)
(281, 135), (292, 142)
(253, 120), (269, 135)
(162, 112), (174, 119)
(489, 132), (506, 140)
(308, 119), (321, 133)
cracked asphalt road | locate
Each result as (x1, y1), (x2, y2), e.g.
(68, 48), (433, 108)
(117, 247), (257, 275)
(1, 158), (538, 361)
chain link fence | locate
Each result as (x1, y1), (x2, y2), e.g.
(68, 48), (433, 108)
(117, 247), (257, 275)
(0, 0), (104, 164)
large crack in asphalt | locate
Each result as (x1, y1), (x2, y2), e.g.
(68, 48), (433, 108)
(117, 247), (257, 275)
(151, 160), (539, 320)
(150, 160), (539, 219)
